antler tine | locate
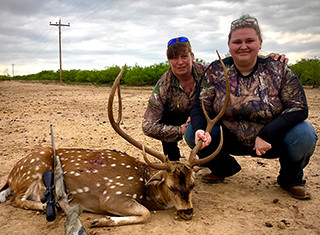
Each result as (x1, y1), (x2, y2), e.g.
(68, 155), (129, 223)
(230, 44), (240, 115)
(108, 65), (169, 166)
(116, 81), (122, 124)
(189, 51), (230, 167)
(142, 145), (173, 171)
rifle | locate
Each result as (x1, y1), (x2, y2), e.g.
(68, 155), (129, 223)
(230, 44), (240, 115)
(50, 124), (87, 235)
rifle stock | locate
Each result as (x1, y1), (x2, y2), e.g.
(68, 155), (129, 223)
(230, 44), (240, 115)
(51, 124), (87, 235)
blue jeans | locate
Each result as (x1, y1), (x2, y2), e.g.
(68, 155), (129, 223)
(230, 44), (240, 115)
(184, 121), (318, 189)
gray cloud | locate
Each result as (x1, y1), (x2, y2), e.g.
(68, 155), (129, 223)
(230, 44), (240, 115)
(0, 0), (319, 75)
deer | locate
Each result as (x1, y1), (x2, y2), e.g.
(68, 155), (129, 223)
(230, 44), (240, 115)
(0, 53), (230, 228)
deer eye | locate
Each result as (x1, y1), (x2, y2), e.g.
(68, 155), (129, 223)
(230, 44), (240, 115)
(168, 186), (176, 192)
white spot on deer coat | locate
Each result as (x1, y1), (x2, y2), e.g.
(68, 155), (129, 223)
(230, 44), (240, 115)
(116, 191), (122, 195)
(128, 176), (133, 180)
(96, 183), (101, 187)
(40, 151), (45, 155)
(126, 165), (131, 168)
(30, 159), (35, 163)
(111, 164), (116, 167)
(32, 173), (41, 179)
(77, 188), (83, 193)
(74, 173), (80, 176)
(83, 187), (89, 192)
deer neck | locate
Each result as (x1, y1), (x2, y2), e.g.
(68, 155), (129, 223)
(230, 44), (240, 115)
(143, 169), (173, 210)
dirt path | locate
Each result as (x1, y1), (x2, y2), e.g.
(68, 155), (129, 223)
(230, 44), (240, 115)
(0, 81), (319, 235)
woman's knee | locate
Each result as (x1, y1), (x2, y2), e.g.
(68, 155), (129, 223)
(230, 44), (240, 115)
(284, 121), (318, 160)
(184, 124), (196, 148)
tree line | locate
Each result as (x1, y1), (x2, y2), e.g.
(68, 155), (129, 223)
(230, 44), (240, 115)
(1, 58), (319, 88)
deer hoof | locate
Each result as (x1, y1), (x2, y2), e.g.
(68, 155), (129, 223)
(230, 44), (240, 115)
(90, 219), (100, 227)
(90, 216), (113, 227)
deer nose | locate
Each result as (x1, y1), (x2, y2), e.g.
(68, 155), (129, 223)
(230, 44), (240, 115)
(177, 208), (193, 220)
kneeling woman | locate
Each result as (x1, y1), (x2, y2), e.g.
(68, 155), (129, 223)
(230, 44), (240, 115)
(185, 16), (318, 200)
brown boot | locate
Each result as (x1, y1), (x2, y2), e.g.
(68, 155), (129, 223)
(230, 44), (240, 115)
(287, 186), (311, 200)
(201, 173), (225, 184)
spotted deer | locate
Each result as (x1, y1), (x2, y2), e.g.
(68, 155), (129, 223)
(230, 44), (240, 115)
(0, 54), (230, 227)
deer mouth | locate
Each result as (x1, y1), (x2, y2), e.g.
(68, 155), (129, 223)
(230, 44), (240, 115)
(177, 208), (193, 220)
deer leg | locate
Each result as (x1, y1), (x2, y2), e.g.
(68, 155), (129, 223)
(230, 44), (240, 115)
(11, 193), (46, 211)
(10, 180), (46, 211)
(90, 196), (150, 227)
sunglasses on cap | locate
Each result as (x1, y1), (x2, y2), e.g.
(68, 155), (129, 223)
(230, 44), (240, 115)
(167, 37), (190, 47)
(230, 17), (258, 31)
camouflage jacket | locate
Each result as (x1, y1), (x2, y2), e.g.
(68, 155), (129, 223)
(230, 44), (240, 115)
(191, 57), (308, 146)
(142, 62), (207, 142)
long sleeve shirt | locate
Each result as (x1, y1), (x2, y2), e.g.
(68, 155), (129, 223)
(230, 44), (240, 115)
(143, 62), (207, 142)
(191, 57), (308, 146)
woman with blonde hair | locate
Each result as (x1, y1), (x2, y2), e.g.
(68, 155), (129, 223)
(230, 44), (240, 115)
(185, 15), (317, 199)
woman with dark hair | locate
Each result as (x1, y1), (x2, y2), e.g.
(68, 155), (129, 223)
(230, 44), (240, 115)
(142, 37), (206, 161)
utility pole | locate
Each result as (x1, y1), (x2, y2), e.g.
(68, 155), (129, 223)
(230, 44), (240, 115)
(12, 64), (14, 78)
(50, 19), (70, 84)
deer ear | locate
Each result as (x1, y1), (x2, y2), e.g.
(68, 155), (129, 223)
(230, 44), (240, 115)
(146, 171), (166, 186)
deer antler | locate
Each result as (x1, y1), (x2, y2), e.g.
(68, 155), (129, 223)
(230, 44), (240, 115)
(108, 65), (172, 171)
(189, 51), (230, 167)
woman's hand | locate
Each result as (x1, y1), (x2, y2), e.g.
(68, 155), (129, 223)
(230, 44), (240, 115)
(195, 130), (212, 149)
(268, 53), (289, 64)
(253, 136), (272, 156)
(180, 117), (191, 135)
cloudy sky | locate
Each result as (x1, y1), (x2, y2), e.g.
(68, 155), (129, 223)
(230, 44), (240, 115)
(1, 0), (320, 76)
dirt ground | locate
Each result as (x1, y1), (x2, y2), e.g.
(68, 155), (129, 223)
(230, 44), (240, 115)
(0, 80), (319, 235)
